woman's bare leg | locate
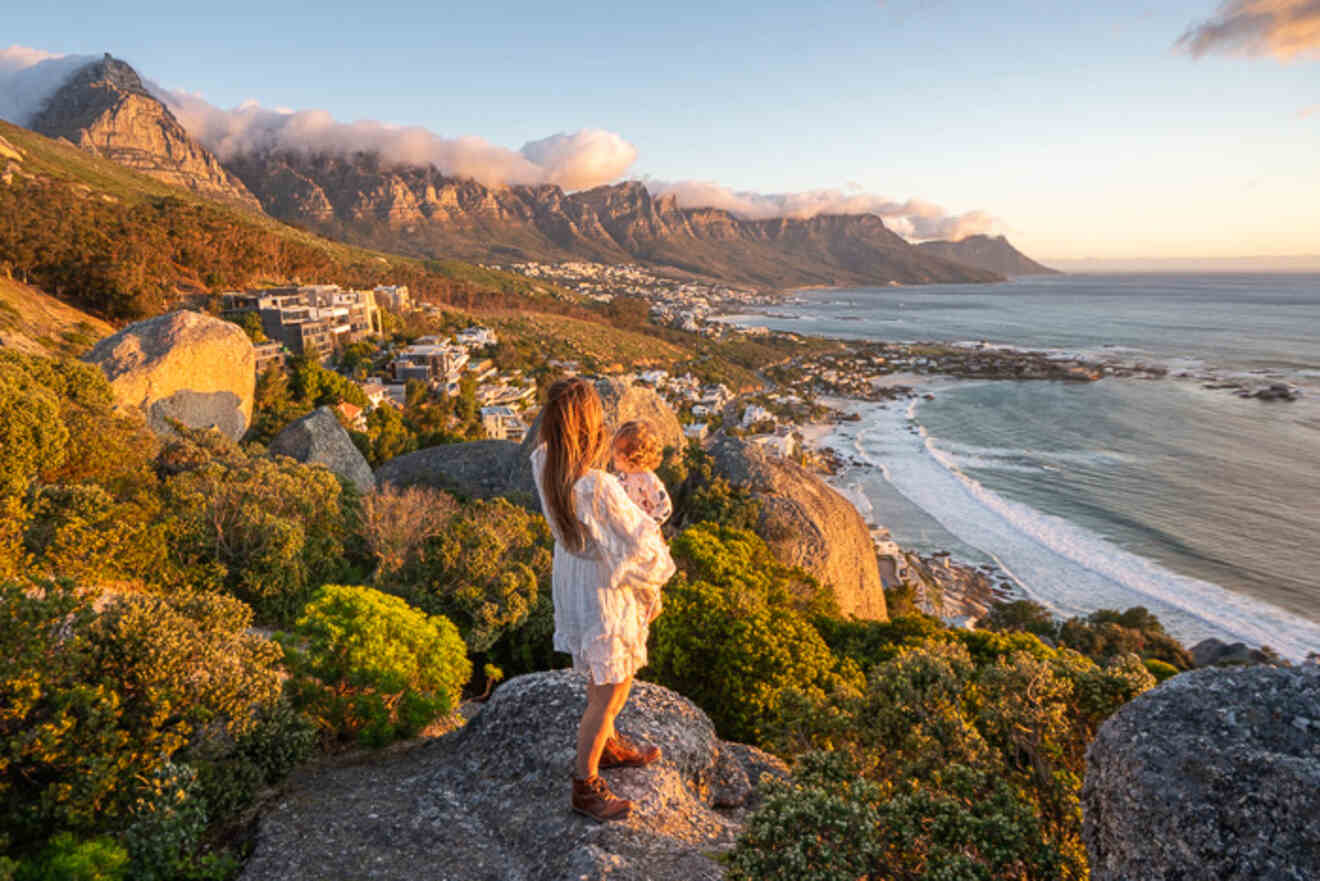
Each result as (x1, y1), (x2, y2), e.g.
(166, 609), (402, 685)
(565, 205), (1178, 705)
(576, 675), (634, 779)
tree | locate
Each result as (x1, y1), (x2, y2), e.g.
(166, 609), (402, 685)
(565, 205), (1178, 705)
(161, 429), (359, 625)
(394, 498), (552, 654)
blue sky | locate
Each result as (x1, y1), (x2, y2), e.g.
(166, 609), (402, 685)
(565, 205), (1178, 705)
(5, 0), (1318, 261)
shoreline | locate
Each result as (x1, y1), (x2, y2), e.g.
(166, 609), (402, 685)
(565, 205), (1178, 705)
(792, 378), (1320, 660)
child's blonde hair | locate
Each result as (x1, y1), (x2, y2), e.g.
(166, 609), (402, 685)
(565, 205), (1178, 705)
(612, 420), (664, 471)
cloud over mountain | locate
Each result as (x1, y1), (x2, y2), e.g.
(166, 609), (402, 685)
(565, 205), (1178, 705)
(0, 45), (997, 240)
(648, 180), (998, 240)
(1178, 0), (1320, 60)
(0, 45), (96, 126)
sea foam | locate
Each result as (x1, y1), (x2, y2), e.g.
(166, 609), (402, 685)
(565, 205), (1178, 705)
(835, 392), (1320, 660)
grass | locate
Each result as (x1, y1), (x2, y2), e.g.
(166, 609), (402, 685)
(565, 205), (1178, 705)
(0, 276), (114, 355)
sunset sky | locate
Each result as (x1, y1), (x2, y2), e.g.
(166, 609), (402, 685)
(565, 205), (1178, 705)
(4, 0), (1318, 263)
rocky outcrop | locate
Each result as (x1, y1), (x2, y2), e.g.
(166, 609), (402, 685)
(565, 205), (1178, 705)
(1082, 665), (1320, 881)
(375, 439), (531, 499)
(1189, 637), (1278, 667)
(269, 406), (375, 493)
(30, 55), (261, 211)
(224, 151), (1009, 288)
(239, 671), (787, 881)
(84, 310), (254, 441)
(916, 234), (1060, 276)
(703, 436), (887, 620)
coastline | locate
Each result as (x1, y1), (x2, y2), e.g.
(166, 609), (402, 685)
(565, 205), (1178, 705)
(794, 377), (1320, 660)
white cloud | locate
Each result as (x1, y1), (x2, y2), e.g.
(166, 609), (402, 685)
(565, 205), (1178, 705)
(1178, 0), (1320, 61)
(0, 45), (97, 125)
(649, 180), (998, 240)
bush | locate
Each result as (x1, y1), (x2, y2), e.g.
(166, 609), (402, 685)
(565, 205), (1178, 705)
(732, 639), (1156, 881)
(186, 700), (316, 826)
(666, 445), (761, 532)
(360, 484), (458, 583)
(1143, 657), (1180, 682)
(12, 833), (128, 881)
(647, 524), (853, 745)
(280, 585), (472, 747)
(395, 498), (552, 654)
(0, 583), (283, 851)
(162, 429), (360, 625)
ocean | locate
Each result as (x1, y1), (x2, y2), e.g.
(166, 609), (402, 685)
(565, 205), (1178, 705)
(724, 273), (1320, 659)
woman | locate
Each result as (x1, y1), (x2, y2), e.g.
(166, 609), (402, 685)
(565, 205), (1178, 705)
(529, 378), (676, 822)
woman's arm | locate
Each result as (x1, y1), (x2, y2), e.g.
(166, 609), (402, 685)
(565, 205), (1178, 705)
(581, 473), (676, 591)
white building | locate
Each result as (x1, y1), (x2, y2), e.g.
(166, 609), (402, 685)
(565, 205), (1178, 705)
(481, 405), (527, 442)
(456, 326), (498, 348)
(741, 404), (774, 428)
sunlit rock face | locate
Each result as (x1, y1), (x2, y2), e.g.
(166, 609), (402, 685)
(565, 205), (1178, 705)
(84, 309), (255, 441)
(31, 54), (262, 211)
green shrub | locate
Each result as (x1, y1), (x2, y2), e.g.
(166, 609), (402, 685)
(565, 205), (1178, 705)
(395, 498), (552, 654)
(0, 582), (283, 850)
(162, 429), (360, 625)
(647, 524), (854, 745)
(280, 585), (472, 747)
(1143, 657), (1180, 682)
(733, 639), (1156, 881)
(187, 700), (316, 825)
(667, 445), (761, 531)
(13, 833), (128, 881)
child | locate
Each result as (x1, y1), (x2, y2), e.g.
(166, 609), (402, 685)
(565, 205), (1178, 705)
(611, 420), (673, 524)
(611, 420), (673, 622)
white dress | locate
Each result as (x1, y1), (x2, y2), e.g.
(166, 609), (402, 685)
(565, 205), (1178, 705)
(530, 445), (677, 684)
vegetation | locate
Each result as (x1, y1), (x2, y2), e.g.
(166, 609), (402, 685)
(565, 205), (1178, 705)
(647, 524), (850, 744)
(280, 585), (471, 747)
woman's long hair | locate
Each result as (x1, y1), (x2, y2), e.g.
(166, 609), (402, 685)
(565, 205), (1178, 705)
(538, 377), (608, 552)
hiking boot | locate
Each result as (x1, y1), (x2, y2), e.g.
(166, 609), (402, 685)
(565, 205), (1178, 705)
(600, 734), (662, 769)
(571, 775), (632, 822)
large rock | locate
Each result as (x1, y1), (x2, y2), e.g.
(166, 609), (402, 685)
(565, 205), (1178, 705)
(375, 439), (531, 499)
(1190, 637), (1275, 667)
(269, 406), (375, 493)
(239, 670), (787, 881)
(84, 310), (255, 441)
(1082, 665), (1320, 881)
(705, 435), (887, 620)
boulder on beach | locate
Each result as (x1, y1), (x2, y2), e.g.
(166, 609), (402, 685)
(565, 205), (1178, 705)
(269, 406), (375, 493)
(1082, 664), (1320, 881)
(83, 310), (254, 441)
(702, 435), (887, 620)
(239, 670), (787, 881)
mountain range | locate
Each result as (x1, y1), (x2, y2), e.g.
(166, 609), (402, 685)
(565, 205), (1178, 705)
(25, 55), (1057, 289)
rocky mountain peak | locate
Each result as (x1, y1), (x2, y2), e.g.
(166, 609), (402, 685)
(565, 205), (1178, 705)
(29, 55), (263, 212)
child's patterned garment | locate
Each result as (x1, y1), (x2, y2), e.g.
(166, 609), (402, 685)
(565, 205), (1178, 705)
(615, 470), (673, 524)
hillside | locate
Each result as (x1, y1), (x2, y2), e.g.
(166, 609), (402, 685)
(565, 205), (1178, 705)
(0, 275), (113, 356)
(0, 118), (573, 322)
(916, 234), (1059, 276)
(229, 152), (1006, 288)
